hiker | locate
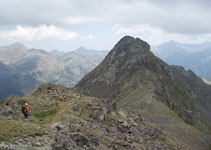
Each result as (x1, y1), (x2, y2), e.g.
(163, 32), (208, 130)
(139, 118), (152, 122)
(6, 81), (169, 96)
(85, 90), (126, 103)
(22, 103), (30, 121)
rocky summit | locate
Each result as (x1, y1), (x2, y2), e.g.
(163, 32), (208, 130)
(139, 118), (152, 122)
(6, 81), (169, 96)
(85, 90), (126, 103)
(0, 36), (211, 150)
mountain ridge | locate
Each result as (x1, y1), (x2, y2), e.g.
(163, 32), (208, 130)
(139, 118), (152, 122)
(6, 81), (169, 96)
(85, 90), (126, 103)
(75, 36), (211, 149)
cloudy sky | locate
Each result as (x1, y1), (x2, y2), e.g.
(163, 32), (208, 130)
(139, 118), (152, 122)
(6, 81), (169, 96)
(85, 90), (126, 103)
(0, 0), (211, 51)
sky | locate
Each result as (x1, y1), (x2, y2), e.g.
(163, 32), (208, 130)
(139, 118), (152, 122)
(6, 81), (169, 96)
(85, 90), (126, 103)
(0, 0), (211, 51)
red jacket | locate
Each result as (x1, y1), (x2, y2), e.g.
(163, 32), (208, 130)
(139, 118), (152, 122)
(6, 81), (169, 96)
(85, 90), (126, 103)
(24, 105), (30, 114)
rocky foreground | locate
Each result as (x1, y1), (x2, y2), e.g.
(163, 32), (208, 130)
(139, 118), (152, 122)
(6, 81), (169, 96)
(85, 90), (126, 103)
(0, 84), (188, 150)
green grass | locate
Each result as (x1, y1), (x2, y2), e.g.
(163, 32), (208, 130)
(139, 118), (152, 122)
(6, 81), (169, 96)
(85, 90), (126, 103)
(34, 107), (58, 118)
(0, 118), (44, 143)
(30, 105), (59, 124)
(17, 98), (28, 105)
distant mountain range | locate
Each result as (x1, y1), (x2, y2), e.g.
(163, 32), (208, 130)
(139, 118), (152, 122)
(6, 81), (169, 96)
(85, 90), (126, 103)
(152, 41), (211, 80)
(0, 43), (108, 100)
(49, 49), (66, 57)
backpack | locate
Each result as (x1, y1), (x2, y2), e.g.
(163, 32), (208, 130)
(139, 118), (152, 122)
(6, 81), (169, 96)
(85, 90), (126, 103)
(22, 106), (26, 114)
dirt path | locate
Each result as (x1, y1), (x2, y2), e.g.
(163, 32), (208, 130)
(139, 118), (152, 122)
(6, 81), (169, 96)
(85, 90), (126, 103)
(51, 102), (71, 123)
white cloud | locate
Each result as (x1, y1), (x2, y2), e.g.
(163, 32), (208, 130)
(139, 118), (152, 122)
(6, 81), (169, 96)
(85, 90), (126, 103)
(1, 0), (211, 34)
(81, 34), (93, 40)
(112, 24), (211, 45)
(0, 25), (92, 41)
(64, 16), (102, 26)
(0, 0), (211, 50)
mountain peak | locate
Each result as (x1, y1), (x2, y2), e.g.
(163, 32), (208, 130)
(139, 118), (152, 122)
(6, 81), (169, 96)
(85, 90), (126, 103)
(106, 36), (150, 62)
(10, 42), (26, 48)
(114, 36), (150, 51)
(50, 49), (66, 57)
(75, 36), (211, 145)
(77, 46), (87, 50)
(75, 36), (154, 99)
(74, 46), (88, 53)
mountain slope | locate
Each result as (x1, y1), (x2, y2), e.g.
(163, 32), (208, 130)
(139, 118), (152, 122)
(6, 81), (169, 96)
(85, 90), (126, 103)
(0, 43), (29, 65)
(0, 62), (41, 100)
(75, 36), (211, 149)
(0, 62), (24, 100)
(152, 41), (211, 79)
(50, 49), (66, 57)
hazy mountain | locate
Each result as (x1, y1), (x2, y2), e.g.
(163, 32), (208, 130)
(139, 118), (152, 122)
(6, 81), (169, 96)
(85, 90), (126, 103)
(74, 47), (108, 66)
(60, 51), (96, 87)
(0, 44), (107, 100)
(0, 43), (29, 65)
(75, 36), (211, 149)
(0, 61), (40, 100)
(0, 62), (24, 100)
(49, 49), (66, 57)
(152, 41), (211, 79)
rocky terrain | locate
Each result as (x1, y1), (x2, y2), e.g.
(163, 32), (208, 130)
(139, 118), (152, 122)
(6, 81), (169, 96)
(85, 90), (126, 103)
(0, 43), (108, 100)
(0, 84), (188, 150)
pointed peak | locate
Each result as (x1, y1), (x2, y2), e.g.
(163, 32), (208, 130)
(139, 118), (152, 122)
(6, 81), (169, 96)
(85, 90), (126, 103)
(119, 35), (135, 41)
(115, 36), (136, 46)
(167, 40), (177, 43)
(73, 46), (88, 53)
(115, 36), (150, 50)
(111, 36), (150, 57)
(78, 46), (87, 50)
(11, 42), (25, 47)
(5, 42), (27, 50)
